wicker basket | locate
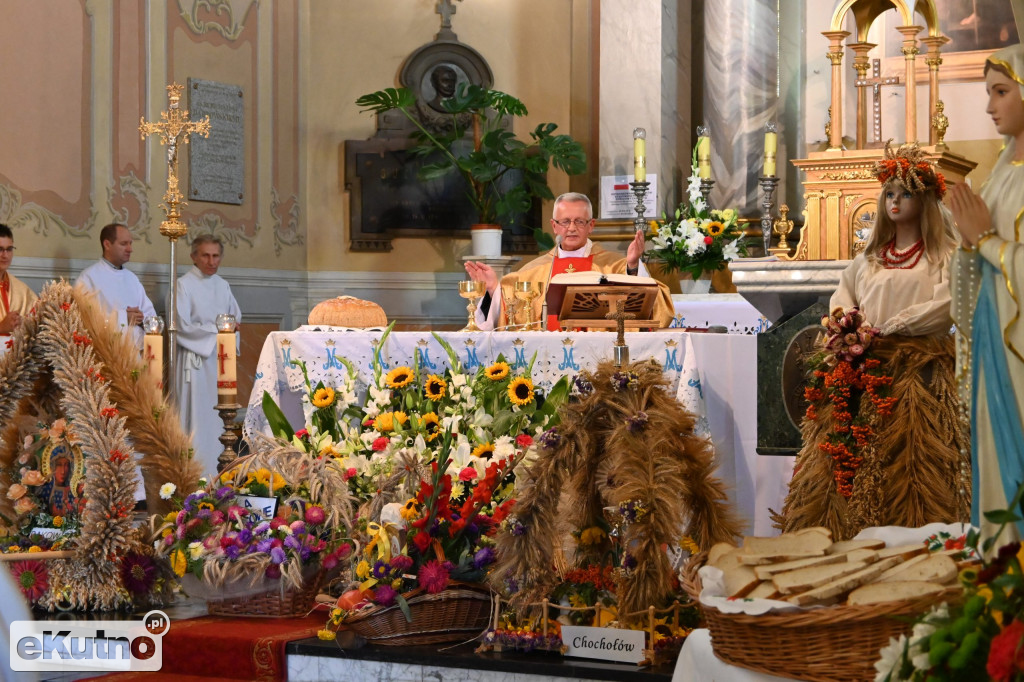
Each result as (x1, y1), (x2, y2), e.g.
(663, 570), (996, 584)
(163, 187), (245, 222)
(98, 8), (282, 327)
(343, 583), (493, 646)
(186, 569), (325, 618)
(683, 558), (962, 682)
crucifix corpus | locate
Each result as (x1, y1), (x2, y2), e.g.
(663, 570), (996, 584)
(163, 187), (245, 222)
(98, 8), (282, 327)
(139, 83), (211, 401)
(604, 296), (635, 367)
(854, 59), (900, 146)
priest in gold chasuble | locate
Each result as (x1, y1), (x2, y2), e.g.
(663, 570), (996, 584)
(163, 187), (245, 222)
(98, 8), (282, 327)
(466, 193), (674, 330)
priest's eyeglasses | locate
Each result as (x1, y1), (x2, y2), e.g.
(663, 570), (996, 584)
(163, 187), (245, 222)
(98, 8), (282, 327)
(0, 247), (14, 254)
(552, 218), (592, 228)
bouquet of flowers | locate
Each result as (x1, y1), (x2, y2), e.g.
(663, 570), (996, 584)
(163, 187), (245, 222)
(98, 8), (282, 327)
(317, 337), (569, 636)
(874, 488), (1024, 682)
(648, 147), (747, 280)
(2, 418), (84, 553)
(803, 307), (893, 498)
(155, 444), (354, 595)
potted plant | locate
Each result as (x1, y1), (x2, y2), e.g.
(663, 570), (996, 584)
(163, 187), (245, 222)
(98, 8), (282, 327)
(648, 148), (749, 293)
(356, 85), (587, 253)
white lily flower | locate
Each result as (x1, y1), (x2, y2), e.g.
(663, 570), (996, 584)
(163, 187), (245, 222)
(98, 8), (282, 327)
(722, 239), (740, 261)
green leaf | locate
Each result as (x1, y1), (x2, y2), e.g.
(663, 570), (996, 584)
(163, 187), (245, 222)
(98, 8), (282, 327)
(395, 594), (413, 623)
(983, 509), (1022, 525)
(261, 391), (294, 441)
(355, 88), (415, 113)
(533, 228), (555, 251)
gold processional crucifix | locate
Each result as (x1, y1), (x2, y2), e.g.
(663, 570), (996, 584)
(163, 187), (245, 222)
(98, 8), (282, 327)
(139, 83), (211, 400)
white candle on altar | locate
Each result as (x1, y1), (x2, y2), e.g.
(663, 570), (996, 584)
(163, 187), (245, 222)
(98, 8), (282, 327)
(763, 122), (778, 177)
(216, 314), (237, 401)
(696, 126), (711, 180)
(633, 127), (646, 183)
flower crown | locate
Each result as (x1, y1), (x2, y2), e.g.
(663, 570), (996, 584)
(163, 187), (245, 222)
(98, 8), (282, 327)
(872, 141), (946, 199)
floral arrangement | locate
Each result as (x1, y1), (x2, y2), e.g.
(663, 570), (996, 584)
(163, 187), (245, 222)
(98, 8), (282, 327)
(155, 443), (354, 593)
(803, 307), (894, 497)
(308, 335), (569, 638)
(2, 418), (84, 552)
(648, 148), (747, 280)
(874, 489), (1024, 682)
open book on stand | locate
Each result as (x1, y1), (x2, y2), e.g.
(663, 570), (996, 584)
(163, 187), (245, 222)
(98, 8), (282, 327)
(545, 272), (661, 330)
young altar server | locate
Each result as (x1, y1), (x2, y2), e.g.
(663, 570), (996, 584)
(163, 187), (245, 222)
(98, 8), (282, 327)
(949, 43), (1024, 541)
(175, 234), (242, 476)
(776, 142), (968, 540)
(464, 192), (674, 330)
(76, 223), (156, 349)
(0, 223), (37, 340)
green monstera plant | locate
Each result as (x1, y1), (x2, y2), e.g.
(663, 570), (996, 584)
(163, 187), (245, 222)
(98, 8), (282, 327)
(356, 84), (587, 249)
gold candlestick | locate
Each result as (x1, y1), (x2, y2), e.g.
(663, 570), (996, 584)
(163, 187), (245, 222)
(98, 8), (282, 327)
(459, 280), (486, 332)
(514, 280), (543, 330)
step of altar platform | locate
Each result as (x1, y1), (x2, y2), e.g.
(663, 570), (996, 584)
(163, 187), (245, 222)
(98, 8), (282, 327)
(287, 633), (676, 682)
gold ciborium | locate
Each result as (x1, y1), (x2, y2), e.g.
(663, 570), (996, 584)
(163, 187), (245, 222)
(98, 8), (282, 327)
(514, 280), (544, 330)
(459, 280), (486, 332)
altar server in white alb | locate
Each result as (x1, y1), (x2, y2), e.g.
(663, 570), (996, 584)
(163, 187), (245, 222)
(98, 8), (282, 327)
(175, 234), (242, 475)
(76, 223), (156, 349)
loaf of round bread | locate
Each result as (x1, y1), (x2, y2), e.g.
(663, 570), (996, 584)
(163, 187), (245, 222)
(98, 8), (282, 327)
(307, 296), (387, 328)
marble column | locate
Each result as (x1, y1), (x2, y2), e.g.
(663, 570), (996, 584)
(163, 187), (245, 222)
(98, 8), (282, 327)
(598, 0), (694, 214)
(703, 0), (779, 211)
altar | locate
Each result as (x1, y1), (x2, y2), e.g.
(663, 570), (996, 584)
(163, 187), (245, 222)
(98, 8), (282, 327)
(243, 329), (793, 536)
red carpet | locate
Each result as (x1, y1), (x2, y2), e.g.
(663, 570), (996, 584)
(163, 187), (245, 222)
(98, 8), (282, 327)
(89, 613), (325, 681)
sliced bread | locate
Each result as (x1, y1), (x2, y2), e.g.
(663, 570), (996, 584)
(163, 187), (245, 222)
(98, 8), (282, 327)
(772, 560), (869, 595)
(746, 581), (781, 600)
(739, 532), (832, 565)
(878, 554), (958, 585)
(826, 538), (886, 554)
(723, 564), (760, 598)
(786, 556), (902, 606)
(875, 543), (929, 561)
(847, 580), (945, 606)
(753, 553), (847, 580)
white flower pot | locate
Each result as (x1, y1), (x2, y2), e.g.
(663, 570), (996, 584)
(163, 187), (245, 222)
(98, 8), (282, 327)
(470, 224), (503, 258)
(678, 275), (712, 295)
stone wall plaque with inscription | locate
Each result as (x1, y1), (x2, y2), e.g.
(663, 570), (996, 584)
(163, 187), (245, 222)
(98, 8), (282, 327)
(188, 78), (244, 205)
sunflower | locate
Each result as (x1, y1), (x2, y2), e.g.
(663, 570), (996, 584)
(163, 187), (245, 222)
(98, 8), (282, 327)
(400, 498), (420, 521)
(704, 220), (725, 236)
(424, 374), (447, 401)
(486, 362), (510, 381)
(508, 377), (535, 406)
(374, 411), (409, 433)
(421, 412), (441, 442)
(471, 442), (495, 459)
(312, 386), (336, 408)
(385, 366), (414, 388)
(198, 501), (215, 512)
(11, 560), (48, 601)
(170, 549), (187, 577)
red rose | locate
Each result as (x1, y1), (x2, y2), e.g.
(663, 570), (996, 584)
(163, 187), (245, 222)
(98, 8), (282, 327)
(704, 236), (713, 245)
(515, 434), (533, 448)
(372, 436), (389, 452)
(988, 619), (1024, 681)
(295, 429), (309, 439)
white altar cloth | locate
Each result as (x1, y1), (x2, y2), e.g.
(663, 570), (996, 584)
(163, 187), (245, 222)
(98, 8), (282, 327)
(673, 629), (799, 682)
(670, 293), (771, 334)
(243, 330), (792, 535)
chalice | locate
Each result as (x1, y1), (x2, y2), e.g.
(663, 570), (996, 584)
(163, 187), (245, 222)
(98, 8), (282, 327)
(514, 280), (544, 330)
(501, 285), (523, 330)
(459, 280), (486, 332)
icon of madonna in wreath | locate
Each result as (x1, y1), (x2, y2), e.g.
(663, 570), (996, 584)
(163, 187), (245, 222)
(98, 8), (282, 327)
(38, 441), (85, 518)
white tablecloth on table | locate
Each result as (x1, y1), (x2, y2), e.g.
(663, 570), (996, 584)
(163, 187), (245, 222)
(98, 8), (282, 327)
(673, 629), (800, 682)
(243, 330), (792, 536)
(670, 293), (770, 333)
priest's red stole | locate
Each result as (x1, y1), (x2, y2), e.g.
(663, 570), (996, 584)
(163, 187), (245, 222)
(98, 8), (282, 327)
(546, 256), (594, 330)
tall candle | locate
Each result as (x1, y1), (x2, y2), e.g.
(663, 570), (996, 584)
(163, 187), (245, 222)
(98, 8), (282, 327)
(216, 331), (237, 400)
(697, 132), (711, 180)
(763, 123), (778, 177)
(144, 334), (163, 389)
(633, 127), (646, 183)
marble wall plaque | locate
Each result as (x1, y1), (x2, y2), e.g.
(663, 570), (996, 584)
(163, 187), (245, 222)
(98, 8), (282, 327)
(188, 78), (244, 205)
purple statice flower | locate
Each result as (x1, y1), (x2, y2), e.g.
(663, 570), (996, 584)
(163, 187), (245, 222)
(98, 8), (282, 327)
(391, 555), (413, 573)
(619, 500), (638, 522)
(215, 486), (234, 501)
(256, 538), (274, 553)
(374, 584), (398, 607)
(224, 545), (242, 560)
(253, 521), (270, 535)
(472, 547), (495, 570)
(237, 528), (253, 545)
(510, 519), (526, 536)
(183, 492), (204, 511)
(572, 374), (593, 396)
(284, 535), (301, 551)
(269, 546), (287, 565)
(537, 427), (561, 450)
(196, 508), (213, 520)
(610, 370), (638, 392)
(372, 560), (391, 580)
(299, 547), (312, 562)
(625, 411), (648, 433)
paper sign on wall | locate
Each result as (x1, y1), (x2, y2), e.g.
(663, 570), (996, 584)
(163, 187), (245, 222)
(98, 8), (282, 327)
(559, 625), (646, 664)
